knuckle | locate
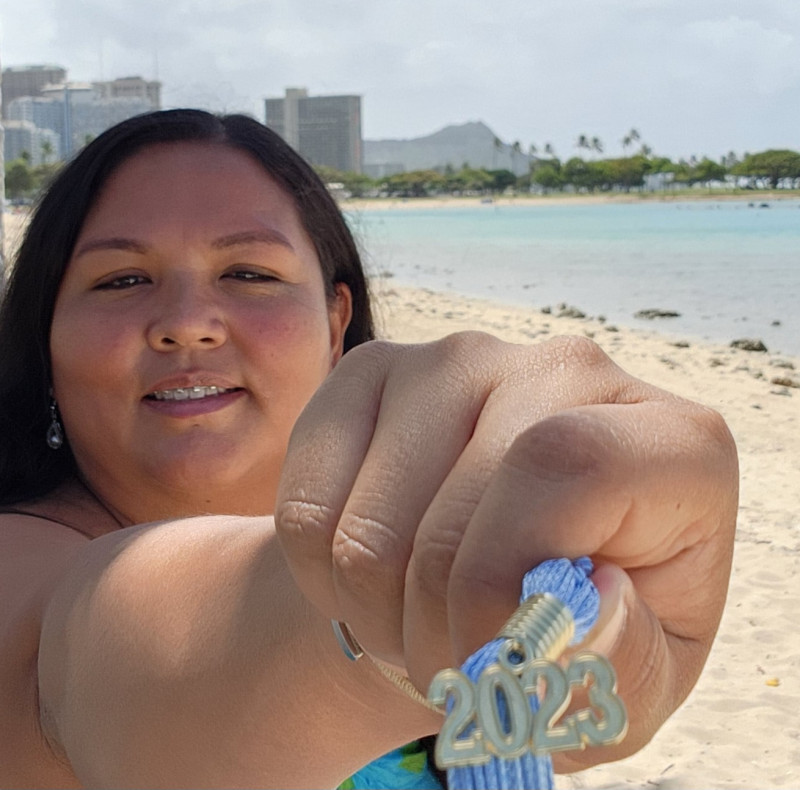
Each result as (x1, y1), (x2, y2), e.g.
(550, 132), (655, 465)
(408, 527), (463, 602)
(433, 330), (501, 356)
(274, 497), (337, 546)
(327, 339), (398, 393)
(692, 404), (737, 458)
(544, 334), (615, 371)
(496, 334), (630, 406)
(340, 337), (398, 370)
(679, 402), (739, 503)
(429, 331), (504, 379)
(331, 512), (405, 598)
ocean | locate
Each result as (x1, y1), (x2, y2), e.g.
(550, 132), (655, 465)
(345, 198), (800, 358)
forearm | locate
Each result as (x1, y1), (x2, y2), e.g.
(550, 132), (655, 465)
(38, 515), (435, 788)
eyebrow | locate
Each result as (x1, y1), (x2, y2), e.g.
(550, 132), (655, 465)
(72, 229), (295, 260)
(72, 237), (149, 258)
(210, 229), (295, 251)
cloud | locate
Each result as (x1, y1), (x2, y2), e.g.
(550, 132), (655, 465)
(1, 0), (799, 157)
(685, 15), (800, 94)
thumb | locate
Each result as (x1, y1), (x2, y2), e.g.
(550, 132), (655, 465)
(556, 562), (676, 772)
(581, 563), (635, 657)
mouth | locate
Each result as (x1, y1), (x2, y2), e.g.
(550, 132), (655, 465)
(146, 385), (242, 402)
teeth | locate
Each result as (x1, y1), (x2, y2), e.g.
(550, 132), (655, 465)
(151, 385), (232, 401)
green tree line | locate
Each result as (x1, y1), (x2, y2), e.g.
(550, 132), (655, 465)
(4, 149), (62, 201)
(6, 141), (800, 202)
(317, 147), (800, 199)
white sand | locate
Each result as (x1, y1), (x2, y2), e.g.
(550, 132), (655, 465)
(376, 281), (800, 789)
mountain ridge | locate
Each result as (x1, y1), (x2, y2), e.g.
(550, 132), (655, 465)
(363, 121), (531, 176)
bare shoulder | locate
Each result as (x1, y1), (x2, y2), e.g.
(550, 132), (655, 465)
(0, 514), (87, 787)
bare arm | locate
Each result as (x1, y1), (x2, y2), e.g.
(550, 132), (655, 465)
(35, 516), (439, 788)
(5, 332), (736, 785)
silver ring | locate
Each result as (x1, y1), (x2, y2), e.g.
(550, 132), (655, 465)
(332, 620), (364, 661)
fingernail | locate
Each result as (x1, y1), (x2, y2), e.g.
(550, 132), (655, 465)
(581, 563), (632, 655)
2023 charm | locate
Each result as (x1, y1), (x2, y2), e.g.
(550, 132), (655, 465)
(427, 642), (628, 768)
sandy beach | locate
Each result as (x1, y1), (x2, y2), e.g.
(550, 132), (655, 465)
(375, 280), (799, 789)
(342, 190), (796, 212)
(4, 210), (799, 787)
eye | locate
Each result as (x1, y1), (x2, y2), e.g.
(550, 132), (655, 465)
(95, 273), (151, 290)
(223, 269), (279, 283)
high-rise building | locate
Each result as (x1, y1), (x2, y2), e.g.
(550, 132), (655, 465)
(2, 68), (158, 159)
(265, 88), (362, 174)
(92, 76), (161, 110)
(7, 95), (65, 144)
(37, 82), (153, 157)
(1, 65), (67, 118)
(3, 119), (61, 166)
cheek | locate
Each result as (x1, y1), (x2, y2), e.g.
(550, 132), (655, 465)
(246, 300), (335, 372)
(243, 305), (334, 428)
(50, 312), (136, 399)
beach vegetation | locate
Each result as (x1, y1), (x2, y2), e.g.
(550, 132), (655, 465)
(17, 138), (790, 205)
(3, 156), (63, 200)
(5, 159), (35, 199)
(731, 150), (800, 189)
(485, 169), (517, 192)
(385, 168), (448, 197)
(621, 128), (641, 156)
(315, 165), (375, 197)
(531, 162), (564, 192)
(310, 142), (800, 201)
(691, 158), (728, 189)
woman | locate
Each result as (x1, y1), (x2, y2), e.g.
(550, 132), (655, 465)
(0, 110), (738, 788)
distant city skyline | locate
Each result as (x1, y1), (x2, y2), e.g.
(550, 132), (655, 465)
(2, 66), (160, 162)
(1, 1), (798, 161)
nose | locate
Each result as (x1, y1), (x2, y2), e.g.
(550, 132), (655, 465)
(146, 278), (227, 351)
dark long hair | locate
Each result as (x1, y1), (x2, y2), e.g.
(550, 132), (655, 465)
(0, 109), (374, 505)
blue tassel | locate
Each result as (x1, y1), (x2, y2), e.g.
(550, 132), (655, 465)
(446, 557), (599, 790)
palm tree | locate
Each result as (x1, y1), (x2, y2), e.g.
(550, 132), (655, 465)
(510, 141), (522, 174)
(492, 136), (502, 169)
(621, 128), (640, 156)
(576, 134), (590, 155)
(591, 137), (604, 157)
(543, 142), (555, 159)
(41, 139), (54, 164)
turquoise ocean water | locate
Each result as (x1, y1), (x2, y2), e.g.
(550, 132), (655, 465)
(346, 199), (800, 357)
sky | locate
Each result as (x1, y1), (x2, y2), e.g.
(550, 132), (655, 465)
(1, 0), (798, 161)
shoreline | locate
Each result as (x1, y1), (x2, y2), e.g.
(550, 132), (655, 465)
(375, 281), (800, 382)
(376, 274), (798, 360)
(343, 189), (798, 211)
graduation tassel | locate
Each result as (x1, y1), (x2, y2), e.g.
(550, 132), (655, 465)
(427, 558), (628, 790)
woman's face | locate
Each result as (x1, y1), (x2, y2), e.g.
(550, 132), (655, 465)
(50, 142), (352, 520)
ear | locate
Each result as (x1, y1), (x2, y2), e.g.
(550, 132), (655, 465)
(327, 282), (353, 367)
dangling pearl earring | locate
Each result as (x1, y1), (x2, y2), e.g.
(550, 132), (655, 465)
(46, 396), (64, 450)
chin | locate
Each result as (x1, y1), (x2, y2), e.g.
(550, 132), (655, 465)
(147, 448), (281, 514)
